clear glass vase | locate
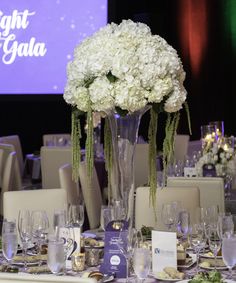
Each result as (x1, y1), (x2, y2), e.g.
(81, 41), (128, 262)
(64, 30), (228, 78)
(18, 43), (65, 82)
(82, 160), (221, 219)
(106, 106), (150, 224)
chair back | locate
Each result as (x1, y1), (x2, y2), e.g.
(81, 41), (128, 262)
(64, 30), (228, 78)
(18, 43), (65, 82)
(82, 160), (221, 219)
(43, 134), (71, 146)
(0, 143), (22, 191)
(135, 186), (200, 230)
(3, 188), (67, 235)
(59, 163), (81, 206)
(79, 161), (103, 229)
(167, 176), (225, 212)
(40, 146), (72, 189)
(0, 135), (24, 176)
(174, 134), (190, 162)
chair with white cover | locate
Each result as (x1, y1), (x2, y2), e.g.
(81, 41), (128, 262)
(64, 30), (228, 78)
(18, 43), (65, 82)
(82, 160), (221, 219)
(134, 143), (149, 188)
(3, 188), (67, 234)
(40, 146), (72, 189)
(0, 152), (17, 216)
(135, 186), (200, 230)
(167, 176), (225, 213)
(174, 134), (190, 163)
(79, 161), (103, 230)
(59, 163), (81, 206)
(43, 133), (71, 146)
(0, 135), (24, 177)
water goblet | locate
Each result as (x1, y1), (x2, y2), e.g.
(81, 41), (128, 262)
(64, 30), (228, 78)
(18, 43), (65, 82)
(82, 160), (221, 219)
(18, 210), (32, 270)
(218, 213), (234, 239)
(2, 219), (18, 267)
(133, 247), (151, 283)
(222, 235), (236, 279)
(47, 235), (66, 275)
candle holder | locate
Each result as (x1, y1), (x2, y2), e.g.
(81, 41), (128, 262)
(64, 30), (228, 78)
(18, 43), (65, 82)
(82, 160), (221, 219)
(71, 253), (85, 272)
(209, 121), (224, 140)
(200, 124), (216, 152)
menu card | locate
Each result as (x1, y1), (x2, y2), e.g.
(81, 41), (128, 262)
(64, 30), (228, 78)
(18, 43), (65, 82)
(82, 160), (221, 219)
(100, 220), (129, 278)
(152, 231), (177, 273)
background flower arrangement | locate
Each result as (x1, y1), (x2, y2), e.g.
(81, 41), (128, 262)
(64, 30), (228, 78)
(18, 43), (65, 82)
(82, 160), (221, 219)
(196, 142), (236, 177)
(63, 19), (190, 205)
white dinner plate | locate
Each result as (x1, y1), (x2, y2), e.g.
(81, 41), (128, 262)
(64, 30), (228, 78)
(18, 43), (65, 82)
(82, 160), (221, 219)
(153, 276), (183, 282)
(200, 252), (222, 259)
(177, 254), (197, 269)
(199, 264), (228, 271)
(82, 232), (97, 239)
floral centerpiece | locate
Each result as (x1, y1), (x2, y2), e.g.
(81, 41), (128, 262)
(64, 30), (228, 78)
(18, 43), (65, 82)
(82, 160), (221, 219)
(196, 142), (236, 177)
(63, 19), (190, 207)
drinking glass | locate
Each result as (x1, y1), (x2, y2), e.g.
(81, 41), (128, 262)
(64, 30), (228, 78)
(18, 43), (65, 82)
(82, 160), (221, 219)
(116, 226), (137, 282)
(208, 225), (221, 270)
(18, 210), (32, 270)
(2, 219), (18, 266)
(68, 204), (84, 229)
(47, 235), (66, 275)
(100, 205), (114, 231)
(113, 200), (126, 221)
(178, 209), (190, 239)
(31, 210), (49, 262)
(218, 213), (234, 239)
(161, 202), (178, 231)
(133, 247), (151, 283)
(53, 209), (67, 238)
(222, 235), (236, 279)
(190, 223), (207, 273)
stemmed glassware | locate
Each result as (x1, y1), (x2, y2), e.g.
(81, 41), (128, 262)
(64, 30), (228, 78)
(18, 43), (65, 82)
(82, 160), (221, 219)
(178, 209), (190, 240)
(161, 202), (179, 231)
(217, 213), (234, 239)
(68, 204), (84, 230)
(2, 219), (18, 267)
(100, 205), (114, 231)
(133, 247), (151, 283)
(190, 223), (207, 273)
(222, 234), (236, 279)
(53, 209), (67, 238)
(31, 210), (49, 263)
(18, 210), (32, 270)
(207, 225), (221, 270)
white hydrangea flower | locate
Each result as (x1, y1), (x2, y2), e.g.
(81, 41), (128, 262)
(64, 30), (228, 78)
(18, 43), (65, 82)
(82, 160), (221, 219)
(64, 19), (187, 114)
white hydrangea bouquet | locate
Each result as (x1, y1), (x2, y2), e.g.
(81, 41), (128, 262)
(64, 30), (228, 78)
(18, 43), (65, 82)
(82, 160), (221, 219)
(63, 19), (190, 205)
(196, 142), (236, 177)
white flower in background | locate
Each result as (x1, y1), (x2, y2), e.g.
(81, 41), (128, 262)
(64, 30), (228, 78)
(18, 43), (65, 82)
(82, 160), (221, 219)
(63, 19), (187, 114)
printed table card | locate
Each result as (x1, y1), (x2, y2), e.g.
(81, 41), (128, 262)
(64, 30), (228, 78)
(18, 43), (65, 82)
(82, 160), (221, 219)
(152, 231), (177, 273)
(100, 220), (129, 278)
(59, 226), (80, 259)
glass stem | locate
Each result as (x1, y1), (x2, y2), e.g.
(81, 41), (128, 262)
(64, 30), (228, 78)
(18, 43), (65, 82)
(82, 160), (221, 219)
(23, 243), (27, 270)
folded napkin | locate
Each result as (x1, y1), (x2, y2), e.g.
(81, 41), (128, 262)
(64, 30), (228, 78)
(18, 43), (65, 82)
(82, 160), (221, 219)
(13, 254), (47, 263)
(27, 265), (51, 274)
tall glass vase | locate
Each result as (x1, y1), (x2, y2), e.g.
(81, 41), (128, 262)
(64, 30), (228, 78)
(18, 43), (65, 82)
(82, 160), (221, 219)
(106, 106), (150, 224)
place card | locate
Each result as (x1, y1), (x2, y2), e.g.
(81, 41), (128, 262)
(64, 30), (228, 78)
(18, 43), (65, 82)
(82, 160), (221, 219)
(100, 220), (129, 278)
(152, 231), (177, 273)
(184, 167), (197, 177)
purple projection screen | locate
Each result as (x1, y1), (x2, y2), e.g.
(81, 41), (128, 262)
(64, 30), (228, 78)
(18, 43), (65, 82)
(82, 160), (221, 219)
(0, 0), (107, 94)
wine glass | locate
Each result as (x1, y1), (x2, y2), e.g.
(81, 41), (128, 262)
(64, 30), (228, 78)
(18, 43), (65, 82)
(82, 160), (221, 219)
(178, 209), (190, 240)
(218, 213), (234, 239)
(222, 235), (236, 279)
(18, 210), (32, 270)
(100, 205), (114, 231)
(133, 247), (151, 283)
(68, 204), (84, 230)
(116, 225), (138, 282)
(208, 225), (221, 270)
(31, 210), (49, 263)
(161, 202), (178, 231)
(190, 223), (207, 273)
(53, 209), (67, 238)
(2, 219), (18, 266)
